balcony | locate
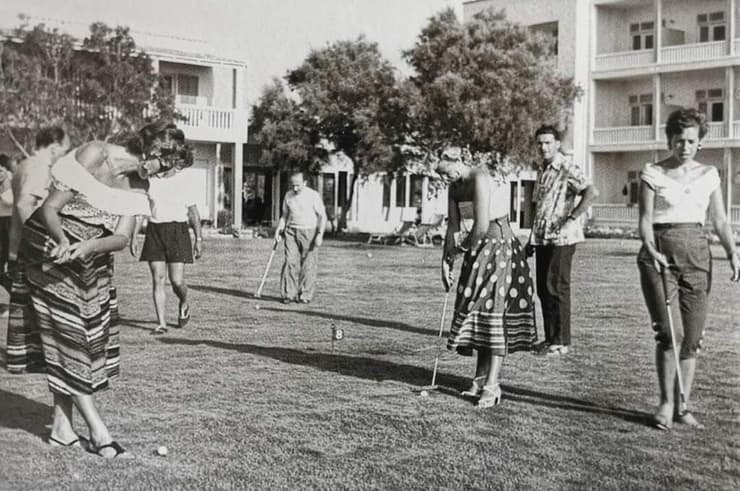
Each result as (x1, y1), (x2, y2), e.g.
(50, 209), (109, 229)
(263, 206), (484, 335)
(594, 122), (729, 147)
(177, 104), (247, 143)
(594, 41), (729, 73)
(732, 206), (740, 226)
(593, 125), (653, 145)
(590, 204), (639, 226)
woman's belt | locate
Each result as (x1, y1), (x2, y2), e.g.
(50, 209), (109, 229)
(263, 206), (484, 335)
(653, 222), (701, 230)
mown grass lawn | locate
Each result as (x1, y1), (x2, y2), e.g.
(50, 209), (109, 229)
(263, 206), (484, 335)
(1, 237), (739, 490)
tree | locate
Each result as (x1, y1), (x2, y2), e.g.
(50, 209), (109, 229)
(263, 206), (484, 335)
(249, 79), (326, 171)
(403, 8), (581, 173)
(286, 37), (406, 230)
(0, 17), (178, 154)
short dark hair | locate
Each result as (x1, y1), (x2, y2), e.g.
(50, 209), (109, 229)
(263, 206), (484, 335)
(534, 125), (561, 141)
(35, 127), (66, 149)
(665, 108), (707, 143)
(123, 120), (184, 156)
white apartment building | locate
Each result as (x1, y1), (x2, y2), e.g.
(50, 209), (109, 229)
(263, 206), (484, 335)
(465, 0), (740, 230)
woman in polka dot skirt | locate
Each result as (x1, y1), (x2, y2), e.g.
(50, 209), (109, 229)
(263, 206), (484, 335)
(439, 154), (537, 409)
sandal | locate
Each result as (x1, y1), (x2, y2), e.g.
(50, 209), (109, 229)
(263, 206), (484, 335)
(48, 435), (81, 448)
(545, 345), (570, 356)
(653, 404), (674, 431)
(177, 304), (190, 328)
(91, 440), (127, 458)
(477, 384), (502, 409)
(461, 376), (485, 398)
(151, 325), (168, 335)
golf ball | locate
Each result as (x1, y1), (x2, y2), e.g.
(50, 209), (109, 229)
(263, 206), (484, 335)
(367, 253), (373, 258)
(420, 390), (429, 397)
(157, 445), (168, 456)
(255, 304), (260, 310)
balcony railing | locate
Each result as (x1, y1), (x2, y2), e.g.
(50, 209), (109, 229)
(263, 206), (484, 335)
(658, 122), (725, 141)
(594, 50), (653, 71)
(733, 121), (740, 138)
(591, 204), (639, 225)
(176, 104), (247, 142)
(732, 206), (740, 226)
(593, 125), (653, 145)
(661, 41), (725, 64)
(594, 41), (728, 72)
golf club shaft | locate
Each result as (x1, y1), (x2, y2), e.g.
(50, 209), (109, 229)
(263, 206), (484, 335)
(662, 267), (688, 413)
(255, 243), (277, 297)
(430, 289), (451, 388)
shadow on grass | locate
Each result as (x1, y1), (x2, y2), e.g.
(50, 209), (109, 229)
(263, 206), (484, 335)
(189, 284), (284, 304)
(119, 317), (178, 332)
(258, 306), (435, 337)
(0, 388), (50, 437)
(158, 337), (651, 427)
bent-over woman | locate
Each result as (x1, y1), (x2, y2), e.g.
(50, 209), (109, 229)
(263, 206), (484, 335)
(637, 108), (740, 430)
(440, 153), (537, 408)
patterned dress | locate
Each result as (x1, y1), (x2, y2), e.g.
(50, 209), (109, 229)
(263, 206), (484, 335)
(447, 214), (537, 357)
(6, 149), (149, 395)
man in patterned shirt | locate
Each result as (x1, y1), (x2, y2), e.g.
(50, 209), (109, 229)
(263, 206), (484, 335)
(526, 125), (599, 356)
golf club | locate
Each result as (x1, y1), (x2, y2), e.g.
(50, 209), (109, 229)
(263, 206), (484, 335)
(661, 265), (688, 416)
(416, 284), (452, 394)
(254, 240), (278, 298)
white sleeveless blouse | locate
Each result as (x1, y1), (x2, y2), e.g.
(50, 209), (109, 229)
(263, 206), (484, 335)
(639, 162), (720, 225)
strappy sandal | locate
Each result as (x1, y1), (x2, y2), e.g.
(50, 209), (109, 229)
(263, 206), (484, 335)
(151, 325), (168, 335)
(477, 384), (502, 409)
(48, 435), (81, 448)
(461, 376), (485, 398)
(653, 404), (674, 430)
(91, 440), (127, 458)
(177, 304), (190, 328)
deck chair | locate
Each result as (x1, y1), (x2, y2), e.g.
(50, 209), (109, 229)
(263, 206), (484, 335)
(367, 207), (418, 245)
(403, 214), (446, 247)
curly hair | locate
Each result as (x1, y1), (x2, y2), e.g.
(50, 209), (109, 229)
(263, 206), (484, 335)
(664, 108), (708, 145)
(123, 120), (184, 157)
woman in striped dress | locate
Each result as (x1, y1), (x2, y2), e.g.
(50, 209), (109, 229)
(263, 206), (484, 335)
(17, 123), (187, 457)
(440, 154), (537, 409)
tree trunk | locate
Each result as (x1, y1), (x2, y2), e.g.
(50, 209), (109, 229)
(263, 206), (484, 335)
(337, 170), (359, 233)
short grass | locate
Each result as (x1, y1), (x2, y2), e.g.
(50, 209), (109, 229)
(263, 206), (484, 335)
(1, 237), (739, 490)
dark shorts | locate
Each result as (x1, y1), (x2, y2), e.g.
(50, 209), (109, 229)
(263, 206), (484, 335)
(637, 225), (711, 359)
(140, 221), (193, 264)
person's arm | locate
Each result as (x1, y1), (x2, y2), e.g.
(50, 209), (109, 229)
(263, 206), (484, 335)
(313, 194), (327, 248)
(41, 187), (76, 262)
(187, 204), (203, 259)
(67, 216), (135, 262)
(568, 183), (599, 220)
(708, 188), (740, 282)
(637, 180), (668, 272)
(274, 195), (288, 243)
(129, 216), (143, 257)
(460, 171), (491, 251)
(441, 191), (461, 291)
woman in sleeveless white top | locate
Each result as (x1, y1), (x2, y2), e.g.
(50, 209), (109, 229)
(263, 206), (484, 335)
(637, 108), (739, 431)
(439, 159), (537, 409)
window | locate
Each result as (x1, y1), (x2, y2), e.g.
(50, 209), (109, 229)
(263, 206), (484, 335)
(382, 176), (391, 208)
(630, 21), (654, 51)
(160, 74), (174, 94)
(698, 12), (726, 42)
(410, 175), (424, 208)
(628, 94), (653, 126)
(696, 88), (724, 122)
(338, 171), (348, 208)
(530, 21), (558, 56)
(322, 173), (335, 210)
(626, 171), (640, 205)
(395, 174), (407, 207)
(177, 74), (199, 97)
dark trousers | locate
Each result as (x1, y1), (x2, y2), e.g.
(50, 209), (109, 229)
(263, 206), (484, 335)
(535, 244), (576, 346)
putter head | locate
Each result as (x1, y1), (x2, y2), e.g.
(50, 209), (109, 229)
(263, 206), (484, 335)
(413, 385), (439, 393)
(253, 293), (261, 299)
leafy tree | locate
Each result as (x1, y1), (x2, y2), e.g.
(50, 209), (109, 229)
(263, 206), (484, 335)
(249, 79), (326, 171)
(0, 17), (178, 154)
(403, 8), (581, 173)
(286, 37), (406, 229)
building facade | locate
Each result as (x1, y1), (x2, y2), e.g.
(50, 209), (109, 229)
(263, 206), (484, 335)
(464, 0), (740, 230)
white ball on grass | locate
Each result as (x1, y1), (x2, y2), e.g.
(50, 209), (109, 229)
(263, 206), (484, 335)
(420, 390), (429, 397)
(157, 445), (168, 456)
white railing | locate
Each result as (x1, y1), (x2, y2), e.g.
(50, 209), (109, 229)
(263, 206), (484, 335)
(593, 125), (653, 145)
(591, 204), (639, 225)
(661, 41), (725, 64)
(659, 122), (725, 141)
(178, 106), (234, 130)
(594, 49), (654, 71)
(732, 206), (740, 226)
(733, 121), (740, 139)
(734, 38), (740, 55)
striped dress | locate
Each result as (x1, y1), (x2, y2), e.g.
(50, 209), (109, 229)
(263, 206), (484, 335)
(447, 216), (537, 357)
(5, 148), (149, 395)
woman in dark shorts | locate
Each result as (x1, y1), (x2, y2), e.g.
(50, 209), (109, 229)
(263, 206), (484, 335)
(132, 142), (201, 335)
(637, 108), (739, 430)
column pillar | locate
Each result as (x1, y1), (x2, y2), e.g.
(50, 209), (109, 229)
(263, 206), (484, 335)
(232, 143), (243, 230)
(727, 66), (735, 138)
(654, 0), (662, 63)
(725, 148), (733, 218)
(215, 143), (223, 222)
(729, 0), (736, 55)
(653, 74), (662, 141)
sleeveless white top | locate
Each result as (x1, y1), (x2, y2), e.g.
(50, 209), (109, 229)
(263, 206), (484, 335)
(640, 162), (720, 225)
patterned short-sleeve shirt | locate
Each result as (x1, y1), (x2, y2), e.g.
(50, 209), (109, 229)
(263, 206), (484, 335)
(531, 153), (589, 246)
